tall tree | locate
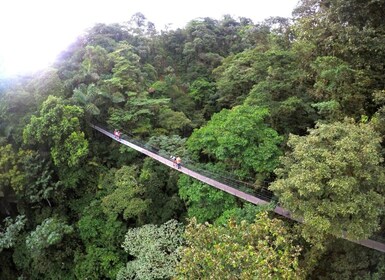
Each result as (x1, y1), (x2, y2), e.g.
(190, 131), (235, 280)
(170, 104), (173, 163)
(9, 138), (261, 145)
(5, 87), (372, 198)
(270, 119), (385, 241)
(187, 105), (282, 180)
(176, 212), (304, 279)
(23, 95), (89, 169)
(118, 220), (184, 280)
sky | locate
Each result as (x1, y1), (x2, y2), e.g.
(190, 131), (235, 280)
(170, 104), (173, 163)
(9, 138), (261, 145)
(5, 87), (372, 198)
(0, 0), (299, 78)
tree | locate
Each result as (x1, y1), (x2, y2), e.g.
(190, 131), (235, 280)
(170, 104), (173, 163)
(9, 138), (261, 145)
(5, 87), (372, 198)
(101, 166), (150, 222)
(176, 212), (304, 279)
(107, 91), (170, 138)
(118, 220), (184, 280)
(309, 239), (385, 280)
(104, 42), (146, 93)
(15, 217), (76, 279)
(293, 0), (385, 95)
(212, 48), (263, 108)
(270, 119), (385, 241)
(157, 108), (192, 135)
(178, 175), (238, 223)
(187, 105), (283, 180)
(11, 149), (59, 205)
(139, 157), (185, 224)
(75, 200), (126, 280)
(26, 218), (73, 258)
(310, 56), (369, 120)
(243, 48), (317, 135)
(81, 45), (112, 79)
(0, 215), (26, 253)
(0, 145), (23, 201)
(23, 95), (89, 169)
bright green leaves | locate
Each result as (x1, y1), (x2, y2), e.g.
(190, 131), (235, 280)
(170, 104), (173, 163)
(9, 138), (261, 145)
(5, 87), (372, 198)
(101, 166), (150, 221)
(0, 144), (23, 196)
(157, 108), (192, 135)
(270, 119), (385, 240)
(176, 212), (304, 279)
(23, 95), (89, 168)
(108, 91), (170, 137)
(26, 218), (73, 258)
(72, 83), (103, 118)
(188, 105), (282, 179)
(105, 42), (144, 93)
(75, 200), (126, 279)
(118, 220), (184, 280)
(51, 131), (88, 167)
(178, 175), (238, 223)
(0, 215), (26, 253)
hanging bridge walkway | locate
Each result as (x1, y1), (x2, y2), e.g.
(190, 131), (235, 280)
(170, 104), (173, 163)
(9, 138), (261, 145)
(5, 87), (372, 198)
(90, 124), (385, 253)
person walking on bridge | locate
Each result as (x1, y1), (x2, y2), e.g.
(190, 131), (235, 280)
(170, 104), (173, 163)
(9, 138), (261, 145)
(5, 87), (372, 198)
(170, 156), (176, 167)
(176, 156), (182, 169)
(114, 129), (122, 140)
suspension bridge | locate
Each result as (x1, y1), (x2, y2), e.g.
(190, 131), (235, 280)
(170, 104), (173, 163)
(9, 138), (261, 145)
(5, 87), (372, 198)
(91, 124), (385, 253)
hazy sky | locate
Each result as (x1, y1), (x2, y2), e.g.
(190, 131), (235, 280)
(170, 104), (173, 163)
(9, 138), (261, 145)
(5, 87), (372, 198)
(0, 0), (299, 77)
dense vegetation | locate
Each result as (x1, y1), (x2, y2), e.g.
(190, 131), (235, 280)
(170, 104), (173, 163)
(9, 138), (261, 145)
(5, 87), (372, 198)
(1, 0), (385, 278)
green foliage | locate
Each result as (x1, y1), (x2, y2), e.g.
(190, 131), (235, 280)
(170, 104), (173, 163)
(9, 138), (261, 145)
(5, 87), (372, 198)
(75, 245), (122, 280)
(72, 83), (102, 117)
(104, 42), (145, 93)
(26, 218), (73, 258)
(270, 119), (385, 241)
(0, 144), (24, 196)
(178, 175), (238, 223)
(107, 91), (170, 137)
(75, 200), (126, 279)
(13, 149), (58, 203)
(188, 77), (217, 117)
(101, 166), (150, 221)
(214, 202), (275, 226)
(213, 48), (263, 108)
(309, 239), (385, 280)
(146, 134), (187, 158)
(23, 95), (89, 168)
(78, 200), (125, 246)
(139, 158), (185, 224)
(311, 56), (369, 120)
(118, 220), (184, 280)
(371, 90), (385, 136)
(81, 45), (112, 77)
(157, 108), (192, 134)
(293, 0), (385, 96)
(53, 131), (89, 167)
(176, 212), (304, 279)
(244, 48), (317, 135)
(0, 215), (26, 252)
(0, 146), (58, 211)
(187, 105), (283, 179)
